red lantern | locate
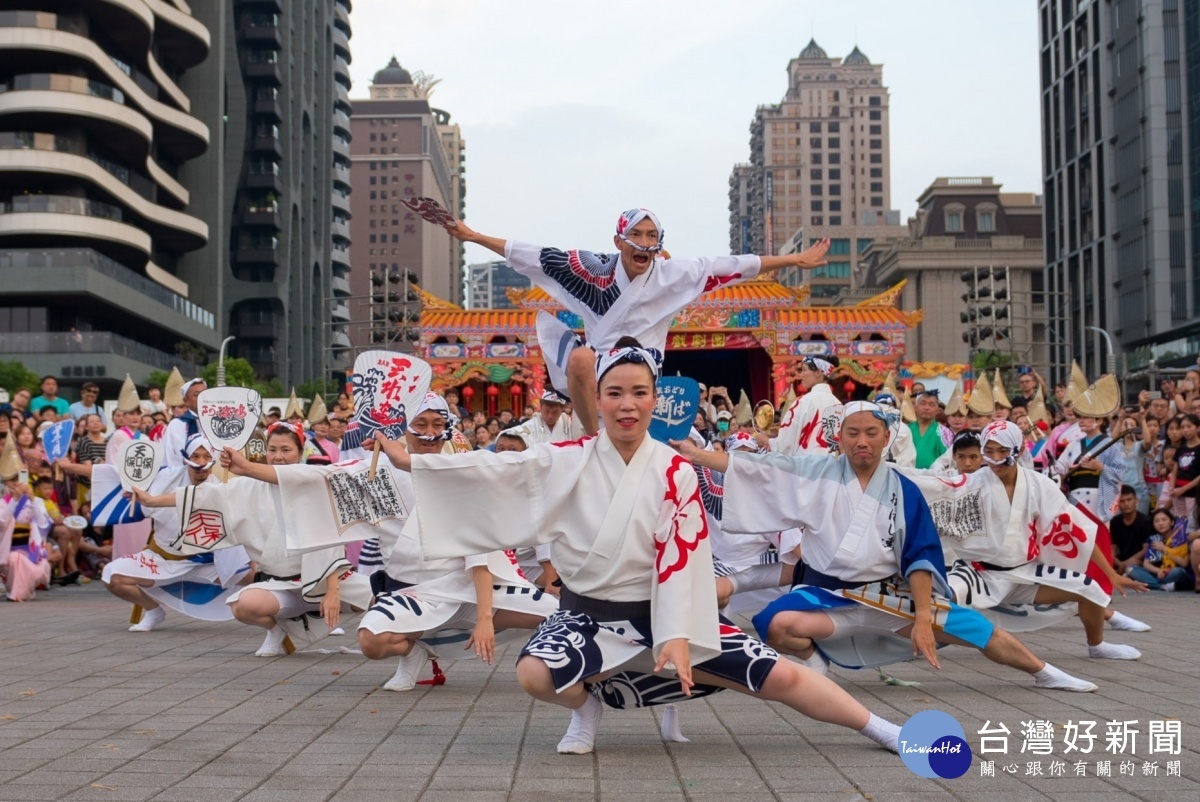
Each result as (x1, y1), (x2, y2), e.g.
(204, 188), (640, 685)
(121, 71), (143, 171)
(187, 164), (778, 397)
(509, 381), (522, 395)
(843, 380), (857, 396)
(461, 384), (475, 399)
(486, 384), (499, 397)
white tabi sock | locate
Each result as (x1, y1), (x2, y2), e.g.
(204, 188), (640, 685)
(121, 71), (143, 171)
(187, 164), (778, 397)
(659, 703), (689, 743)
(1033, 662), (1098, 692)
(557, 694), (603, 755)
(255, 626), (287, 657)
(1087, 641), (1141, 660)
(1106, 610), (1151, 632)
(383, 647), (428, 692)
(860, 713), (900, 753)
(128, 607), (165, 633)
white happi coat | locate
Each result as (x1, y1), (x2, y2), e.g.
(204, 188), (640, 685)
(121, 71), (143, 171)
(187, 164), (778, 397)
(173, 478), (369, 609)
(889, 422), (917, 467)
(769, 383), (840, 456)
(902, 467), (1099, 573)
(722, 453), (937, 587)
(505, 240), (761, 356)
(412, 432), (721, 664)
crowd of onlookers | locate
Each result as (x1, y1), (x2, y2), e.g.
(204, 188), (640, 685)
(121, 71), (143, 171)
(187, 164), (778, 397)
(6, 364), (1200, 598)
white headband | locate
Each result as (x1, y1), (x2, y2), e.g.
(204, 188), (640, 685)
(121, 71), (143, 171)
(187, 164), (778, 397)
(595, 345), (663, 382)
(980, 420), (1024, 466)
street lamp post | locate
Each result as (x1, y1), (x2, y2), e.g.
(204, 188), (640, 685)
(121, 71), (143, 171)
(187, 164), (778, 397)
(1085, 325), (1119, 398)
(216, 336), (235, 387)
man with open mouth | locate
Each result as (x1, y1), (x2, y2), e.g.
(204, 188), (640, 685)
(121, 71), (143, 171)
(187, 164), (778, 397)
(443, 209), (830, 435)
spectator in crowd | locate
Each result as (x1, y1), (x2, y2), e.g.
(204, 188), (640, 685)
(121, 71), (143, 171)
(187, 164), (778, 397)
(57, 413), (107, 510)
(9, 387), (31, 418)
(68, 382), (105, 423)
(334, 391), (354, 415)
(1166, 413), (1200, 528)
(462, 427), (477, 449)
(910, 381), (926, 395)
(1144, 391), (1171, 425)
(32, 475), (80, 583)
(328, 414), (347, 448)
(140, 384), (167, 415)
(30, 376), (69, 418)
(1137, 417), (1166, 510)
(1110, 485), (1152, 575)
(13, 424), (47, 479)
(498, 409), (515, 427)
(0, 413), (9, 445)
(521, 404), (536, 422)
(697, 382), (717, 423)
(714, 409), (733, 437)
(485, 416), (502, 440)
(471, 411), (487, 430)
(1128, 509), (1194, 591)
(474, 424), (493, 451)
(264, 407), (282, 427)
(1014, 369), (1048, 410)
(444, 388), (469, 420)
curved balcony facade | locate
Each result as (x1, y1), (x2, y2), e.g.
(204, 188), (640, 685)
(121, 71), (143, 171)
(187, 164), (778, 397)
(0, 2), (218, 392)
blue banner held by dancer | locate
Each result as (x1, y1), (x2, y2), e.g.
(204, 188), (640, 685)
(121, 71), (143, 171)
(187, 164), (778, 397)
(649, 376), (700, 444)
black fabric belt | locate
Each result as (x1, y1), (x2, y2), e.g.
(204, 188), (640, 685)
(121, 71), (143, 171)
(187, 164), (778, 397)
(560, 586), (651, 621)
(369, 570), (414, 597)
(792, 563), (893, 592)
(977, 561), (1030, 572)
(254, 571), (301, 583)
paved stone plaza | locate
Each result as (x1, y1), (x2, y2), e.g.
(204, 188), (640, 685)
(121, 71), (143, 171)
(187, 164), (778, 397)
(1, 585), (1198, 802)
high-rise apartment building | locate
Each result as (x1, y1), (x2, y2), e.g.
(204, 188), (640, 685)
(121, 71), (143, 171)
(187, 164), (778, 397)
(180, 0), (350, 385)
(0, 3), (219, 388)
(465, 260), (531, 310)
(729, 40), (899, 299)
(347, 58), (465, 353)
(1041, 0), (1200, 378)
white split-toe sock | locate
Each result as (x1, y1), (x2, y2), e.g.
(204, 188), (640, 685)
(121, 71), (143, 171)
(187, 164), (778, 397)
(128, 607), (165, 633)
(1033, 662), (1098, 692)
(255, 626), (287, 657)
(659, 703), (689, 743)
(557, 694), (603, 755)
(1088, 641), (1141, 660)
(383, 646), (428, 692)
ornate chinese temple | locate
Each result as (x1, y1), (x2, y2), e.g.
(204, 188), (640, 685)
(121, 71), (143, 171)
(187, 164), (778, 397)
(414, 279), (925, 414)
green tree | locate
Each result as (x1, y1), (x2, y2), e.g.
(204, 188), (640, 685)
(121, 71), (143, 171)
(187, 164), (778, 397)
(0, 359), (41, 394)
(200, 358), (257, 389)
(147, 370), (171, 390)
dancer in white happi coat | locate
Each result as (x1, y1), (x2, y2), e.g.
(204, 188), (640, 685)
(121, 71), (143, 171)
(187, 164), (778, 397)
(103, 435), (246, 631)
(137, 422), (372, 657)
(696, 432), (800, 614)
(902, 421), (1148, 660)
(378, 339), (906, 756)
(162, 378), (206, 469)
(443, 210), (831, 434)
(760, 355), (842, 456)
(680, 403), (1100, 693)
(355, 393), (557, 690)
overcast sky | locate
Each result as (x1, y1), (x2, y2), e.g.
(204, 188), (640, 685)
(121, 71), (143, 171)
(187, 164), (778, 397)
(347, 1), (1042, 265)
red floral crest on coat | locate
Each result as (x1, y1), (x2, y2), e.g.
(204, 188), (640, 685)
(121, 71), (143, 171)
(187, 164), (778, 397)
(656, 456), (709, 583)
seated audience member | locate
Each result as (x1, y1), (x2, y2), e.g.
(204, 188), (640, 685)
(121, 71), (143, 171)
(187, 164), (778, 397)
(1109, 485), (1152, 575)
(1128, 509), (1194, 591)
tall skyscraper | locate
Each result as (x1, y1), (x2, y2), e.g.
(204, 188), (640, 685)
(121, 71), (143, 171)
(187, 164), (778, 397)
(347, 57), (465, 353)
(180, 1), (350, 385)
(729, 40), (899, 299)
(465, 260), (531, 310)
(1041, 0), (1198, 378)
(0, 3), (218, 387)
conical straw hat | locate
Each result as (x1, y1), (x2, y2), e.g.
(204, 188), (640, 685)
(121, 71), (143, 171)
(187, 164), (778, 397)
(1072, 374), (1119, 418)
(882, 372), (901, 399)
(0, 435), (24, 480)
(306, 394), (328, 426)
(992, 369), (1012, 409)
(164, 367), (185, 407)
(1027, 388), (1052, 427)
(900, 387), (917, 423)
(968, 373), (995, 416)
(283, 389), (305, 420)
(944, 378), (967, 417)
(117, 374), (140, 412)
(734, 389), (753, 426)
(1065, 361), (1088, 404)
(781, 384), (796, 410)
